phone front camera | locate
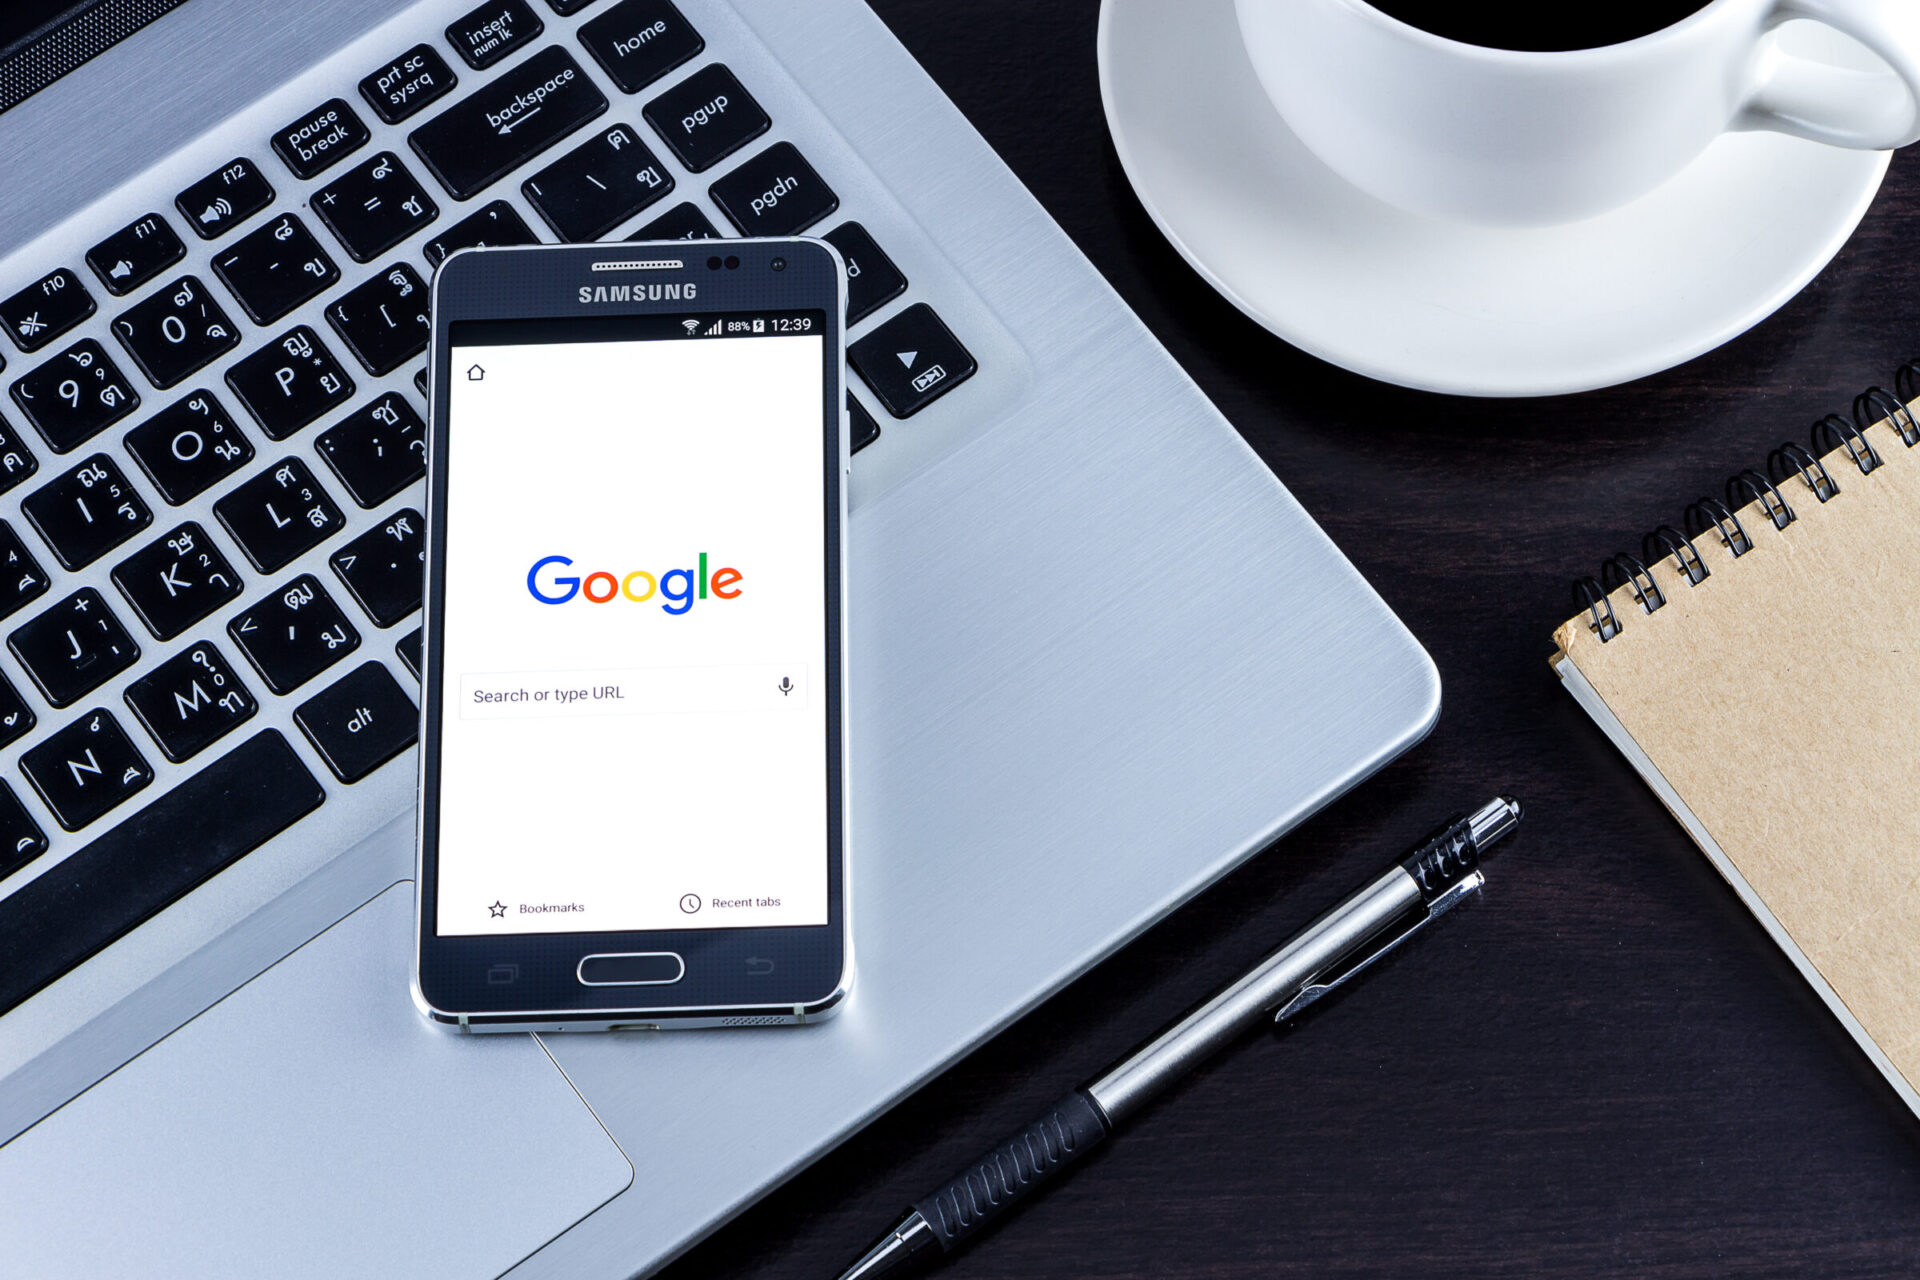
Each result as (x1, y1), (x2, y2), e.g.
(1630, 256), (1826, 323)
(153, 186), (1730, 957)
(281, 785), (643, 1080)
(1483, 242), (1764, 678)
(770, 257), (786, 272)
(706, 255), (722, 270)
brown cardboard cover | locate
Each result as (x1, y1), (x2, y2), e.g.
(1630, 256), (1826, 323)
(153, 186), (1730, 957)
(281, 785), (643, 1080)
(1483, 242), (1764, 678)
(1554, 414), (1920, 1091)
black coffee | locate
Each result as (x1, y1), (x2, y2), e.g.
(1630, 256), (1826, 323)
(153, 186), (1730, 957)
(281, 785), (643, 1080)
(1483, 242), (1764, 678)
(1366, 0), (1709, 52)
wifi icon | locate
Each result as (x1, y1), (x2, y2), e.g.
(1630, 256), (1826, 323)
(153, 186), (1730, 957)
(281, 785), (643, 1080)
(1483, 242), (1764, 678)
(681, 319), (702, 335)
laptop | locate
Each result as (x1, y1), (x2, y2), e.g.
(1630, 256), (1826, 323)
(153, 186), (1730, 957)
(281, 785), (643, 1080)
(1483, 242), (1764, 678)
(0, 0), (1440, 1274)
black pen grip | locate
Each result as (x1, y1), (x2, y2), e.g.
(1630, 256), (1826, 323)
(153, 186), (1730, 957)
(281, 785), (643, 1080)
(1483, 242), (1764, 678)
(912, 1089), (1110, 1252)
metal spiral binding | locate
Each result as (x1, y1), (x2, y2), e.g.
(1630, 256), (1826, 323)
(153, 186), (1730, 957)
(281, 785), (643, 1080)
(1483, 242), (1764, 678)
(1572, 365), (1920, 641)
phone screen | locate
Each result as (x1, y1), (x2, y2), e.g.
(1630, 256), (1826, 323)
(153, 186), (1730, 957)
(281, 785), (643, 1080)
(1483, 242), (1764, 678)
(431, 312), (832, 937)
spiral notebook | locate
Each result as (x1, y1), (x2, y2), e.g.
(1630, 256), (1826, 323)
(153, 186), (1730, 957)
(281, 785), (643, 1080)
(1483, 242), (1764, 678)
(1552, 367), (1920, 1116)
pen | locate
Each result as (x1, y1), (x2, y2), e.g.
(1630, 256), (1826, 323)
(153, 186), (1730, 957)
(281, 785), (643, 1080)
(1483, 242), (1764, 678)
(837, 796), (1523, 1280)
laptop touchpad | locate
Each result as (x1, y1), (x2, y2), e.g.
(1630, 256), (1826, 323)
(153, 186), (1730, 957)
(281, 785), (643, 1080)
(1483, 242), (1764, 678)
(0, 882), (630, 1278)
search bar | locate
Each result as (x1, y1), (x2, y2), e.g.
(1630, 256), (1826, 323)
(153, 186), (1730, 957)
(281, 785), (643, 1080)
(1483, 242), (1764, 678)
(459, 664), (803, 719)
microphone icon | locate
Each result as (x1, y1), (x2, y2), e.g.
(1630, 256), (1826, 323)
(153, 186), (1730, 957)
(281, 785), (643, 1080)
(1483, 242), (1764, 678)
(778, 676), (793, 696)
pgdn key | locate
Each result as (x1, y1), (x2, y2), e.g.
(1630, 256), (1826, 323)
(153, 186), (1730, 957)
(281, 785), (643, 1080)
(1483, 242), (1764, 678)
(709, 142), (837, 237)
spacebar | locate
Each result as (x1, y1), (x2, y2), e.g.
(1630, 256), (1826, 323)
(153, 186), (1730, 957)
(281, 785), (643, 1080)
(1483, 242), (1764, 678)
(0, 730), (324, 1017)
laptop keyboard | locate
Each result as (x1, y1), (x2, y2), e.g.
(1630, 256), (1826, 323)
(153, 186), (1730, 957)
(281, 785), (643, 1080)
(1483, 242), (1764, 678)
(0, 0), (979, 1016)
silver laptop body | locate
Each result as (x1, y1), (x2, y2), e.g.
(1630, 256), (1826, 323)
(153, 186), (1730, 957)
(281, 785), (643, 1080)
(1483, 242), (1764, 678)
(0, 0), (1439, 1273)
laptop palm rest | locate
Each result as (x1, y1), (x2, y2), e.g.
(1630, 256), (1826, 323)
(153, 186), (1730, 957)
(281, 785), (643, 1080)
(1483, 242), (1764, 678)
(0, 883), (631, 1278)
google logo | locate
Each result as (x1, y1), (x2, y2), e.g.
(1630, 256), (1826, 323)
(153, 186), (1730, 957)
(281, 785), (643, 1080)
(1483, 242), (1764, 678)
(527, 554), (742, 615)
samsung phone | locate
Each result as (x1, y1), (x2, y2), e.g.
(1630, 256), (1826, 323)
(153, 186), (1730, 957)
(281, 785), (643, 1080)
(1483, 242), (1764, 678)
(414, 239), (849, 1031)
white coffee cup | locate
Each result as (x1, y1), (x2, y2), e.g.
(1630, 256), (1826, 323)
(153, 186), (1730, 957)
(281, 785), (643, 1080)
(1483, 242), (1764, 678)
(1234, 0), (1920, 225)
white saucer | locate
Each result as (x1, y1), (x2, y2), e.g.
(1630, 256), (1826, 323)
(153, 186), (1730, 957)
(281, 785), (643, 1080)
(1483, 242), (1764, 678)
(1097, 0), (1893, 397)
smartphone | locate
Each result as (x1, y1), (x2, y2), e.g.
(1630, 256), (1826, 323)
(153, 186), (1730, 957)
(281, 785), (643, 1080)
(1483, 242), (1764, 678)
(414, 239), (849, 1031)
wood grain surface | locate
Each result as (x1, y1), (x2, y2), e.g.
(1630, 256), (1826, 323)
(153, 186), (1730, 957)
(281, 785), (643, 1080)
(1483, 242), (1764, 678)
(660, 3), (1920, 1277)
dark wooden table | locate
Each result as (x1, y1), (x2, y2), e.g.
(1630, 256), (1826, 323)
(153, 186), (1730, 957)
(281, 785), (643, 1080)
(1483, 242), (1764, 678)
(663, 3), (1920, 1277)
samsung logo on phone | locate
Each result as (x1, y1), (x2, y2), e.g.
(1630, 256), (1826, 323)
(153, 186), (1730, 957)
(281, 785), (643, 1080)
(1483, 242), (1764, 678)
(577, 283), (697, 303)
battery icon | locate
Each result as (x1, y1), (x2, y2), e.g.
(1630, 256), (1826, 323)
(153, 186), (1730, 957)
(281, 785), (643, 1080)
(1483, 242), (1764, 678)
(752, 318), (765, 333)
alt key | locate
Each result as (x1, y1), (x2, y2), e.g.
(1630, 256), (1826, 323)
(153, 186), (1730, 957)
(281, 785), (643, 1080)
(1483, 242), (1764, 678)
(294, 660), (417, 783)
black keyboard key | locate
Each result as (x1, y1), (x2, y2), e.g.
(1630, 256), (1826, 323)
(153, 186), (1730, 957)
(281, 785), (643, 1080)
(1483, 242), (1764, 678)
(224, 327), (354, 440)
(0, 415), (37, 494)
(228, 575), (360, 694)
(123, 641), (256, 762)
(3, 269), (95, 354)
(330, 508), (423, 627)
(210, 214), (340, 325)
(0, 730), (323, 1015)
(360, 44), (458, 125)
(579, 0), (703, 93)
(20, 709), (152, 832)
(849, 302), (977, 418)
(448, 0), (544, 70)
(522, 124), (674, 241)
(316, 390), (425, 507)
(22, 454), (152, 570)
(312, 152), (440, 263)
(295, 661), (416, 782)
(10, 339), (139, 453)
(396, 627), (422, 679)
(547, 0), (599, 13)
(849, 395), (879, 454)
(629, 201), (718, 241)
(271, 98), (371, 179)
(0, 672), (33, 750)
(0, 522), (50, 621)
(325, 263), (430, 376)
(111, 523), (243, 640)
(86, 213), (186, 298)
(111, 276), (241, 389)
(123, 391), (253, 504)
(709, 142), (838, 236)
(0, 784), (47, 880)
(408, 47), (608, 201)
(213, 457), (346, 573)
(424, 200), (539, 267)
(643, 64), (767, 173)
(176, 158), (275, 240)
(414, 368), (428, 399)
(823, 222), (907, 325)
(9, 589), (140, 708)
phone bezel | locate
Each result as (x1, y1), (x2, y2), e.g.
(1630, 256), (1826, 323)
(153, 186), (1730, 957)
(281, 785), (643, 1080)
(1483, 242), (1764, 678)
(413, 238), (849, 1029)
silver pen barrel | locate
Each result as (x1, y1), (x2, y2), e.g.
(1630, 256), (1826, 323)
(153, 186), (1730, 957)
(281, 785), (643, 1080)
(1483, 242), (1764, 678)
(1084, 796), (1520, 1125)
(1084, 863), (1419, 1125)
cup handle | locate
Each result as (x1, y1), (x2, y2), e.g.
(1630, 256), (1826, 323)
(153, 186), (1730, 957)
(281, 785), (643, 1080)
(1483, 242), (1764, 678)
(1739, 0), (1920, 149)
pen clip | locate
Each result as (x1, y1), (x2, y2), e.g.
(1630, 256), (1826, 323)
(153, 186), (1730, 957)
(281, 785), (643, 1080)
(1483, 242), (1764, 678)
(1273, 871), (1484, 1023)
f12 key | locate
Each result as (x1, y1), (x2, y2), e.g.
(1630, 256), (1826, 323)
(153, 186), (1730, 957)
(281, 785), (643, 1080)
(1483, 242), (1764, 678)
(177, 158), (275, 240)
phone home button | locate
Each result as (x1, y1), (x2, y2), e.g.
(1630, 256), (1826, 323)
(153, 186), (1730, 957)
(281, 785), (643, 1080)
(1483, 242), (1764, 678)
(576, 952), (686, 986)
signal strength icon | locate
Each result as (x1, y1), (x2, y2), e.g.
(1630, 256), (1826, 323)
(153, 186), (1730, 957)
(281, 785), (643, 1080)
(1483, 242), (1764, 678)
(681, 319), (701, 335)
(703, 318), (723, 336)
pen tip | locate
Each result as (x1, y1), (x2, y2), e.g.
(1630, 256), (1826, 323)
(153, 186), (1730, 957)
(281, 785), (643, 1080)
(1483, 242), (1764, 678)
(838, 1212), (935, 1280)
